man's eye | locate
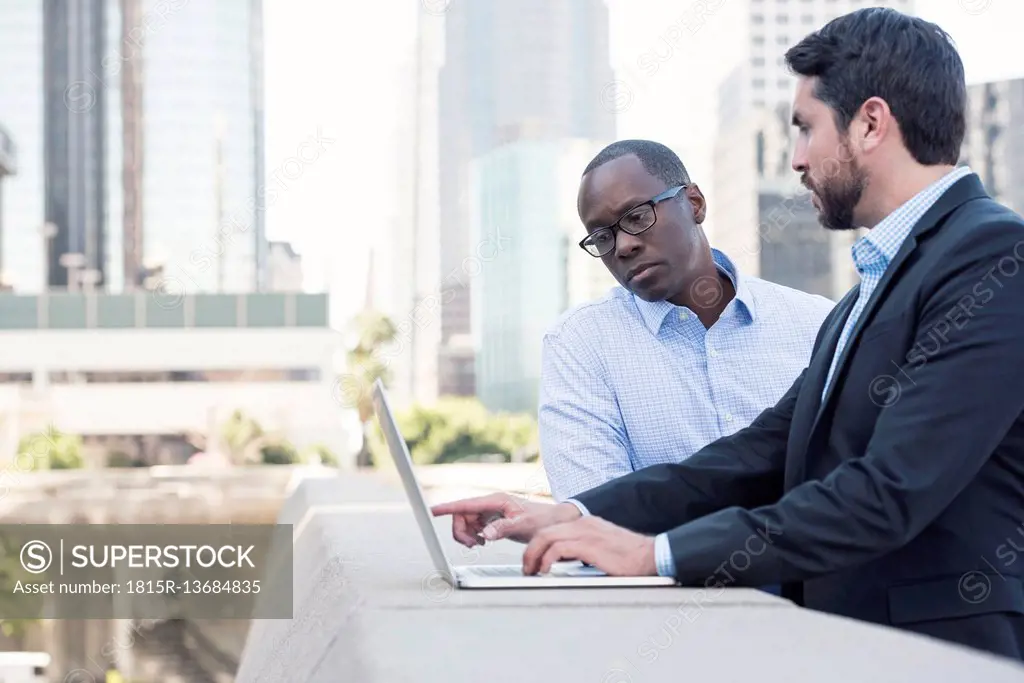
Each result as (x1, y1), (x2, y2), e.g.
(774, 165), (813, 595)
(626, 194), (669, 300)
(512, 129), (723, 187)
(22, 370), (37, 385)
(622, 211), (646, 227)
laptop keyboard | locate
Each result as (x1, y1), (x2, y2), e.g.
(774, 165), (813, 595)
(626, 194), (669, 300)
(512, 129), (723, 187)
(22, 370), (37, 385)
(460, 565), (524, 577)
(459, 563), (607, 578)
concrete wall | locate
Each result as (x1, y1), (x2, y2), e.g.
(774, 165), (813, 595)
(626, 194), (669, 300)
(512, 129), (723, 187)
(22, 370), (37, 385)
(237, 473), (1024, 683)
(0, 328), (336, 372)
(0, 326), (356, 463)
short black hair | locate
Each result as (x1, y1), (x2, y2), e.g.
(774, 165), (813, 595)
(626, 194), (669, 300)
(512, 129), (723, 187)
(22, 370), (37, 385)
(784, 7), (966, 166)
(582, 139), (691, 187)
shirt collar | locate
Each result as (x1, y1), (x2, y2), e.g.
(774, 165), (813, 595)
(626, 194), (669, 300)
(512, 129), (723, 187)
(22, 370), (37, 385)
(853, 165), (973, 274)
(633, 248), (757, 335)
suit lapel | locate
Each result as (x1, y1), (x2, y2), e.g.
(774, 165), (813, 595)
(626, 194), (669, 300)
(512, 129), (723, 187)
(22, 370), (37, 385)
(811, 234), (919, 426)
(803, 288), (859, 411)
(810, 173), (991, 433)
(785, 289), (858, 490)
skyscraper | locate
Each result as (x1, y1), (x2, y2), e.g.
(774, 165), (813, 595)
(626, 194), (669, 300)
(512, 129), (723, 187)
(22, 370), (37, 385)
(472, 138), (615, 414)
(0, 124), (15, 282)
(0, 0), (266, 293)
(0, 2), (45, 292)
(711, 0), (914, 299)
(138, 0), (265, 293)
(43, 0), (108, 289)
(962, 78), (1024, 215)
(437, 0), (615, 397)
(119, 0), (144, 289)
(371, 4), (444, 409)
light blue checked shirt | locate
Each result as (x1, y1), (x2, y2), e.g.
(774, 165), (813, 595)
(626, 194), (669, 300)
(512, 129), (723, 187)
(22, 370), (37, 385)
(538, 249), (836, 577)
(821, 165), (973, 397)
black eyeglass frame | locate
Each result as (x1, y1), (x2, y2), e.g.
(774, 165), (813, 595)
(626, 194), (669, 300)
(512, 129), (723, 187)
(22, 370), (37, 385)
(578, 184), (688, 257)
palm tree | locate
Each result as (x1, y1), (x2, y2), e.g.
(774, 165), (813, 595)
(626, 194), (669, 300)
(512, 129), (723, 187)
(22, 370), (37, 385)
(342, 310), (397, 467)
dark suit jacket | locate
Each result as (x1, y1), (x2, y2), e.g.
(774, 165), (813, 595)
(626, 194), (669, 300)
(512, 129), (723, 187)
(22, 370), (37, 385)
(573, 173), (1024, 660)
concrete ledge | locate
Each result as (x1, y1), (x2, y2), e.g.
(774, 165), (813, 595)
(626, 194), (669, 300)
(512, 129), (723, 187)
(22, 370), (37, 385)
(237, 474), (1024, 682)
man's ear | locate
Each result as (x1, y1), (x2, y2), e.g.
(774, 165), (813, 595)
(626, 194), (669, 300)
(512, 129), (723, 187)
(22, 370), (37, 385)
(686, 184), (707, 224)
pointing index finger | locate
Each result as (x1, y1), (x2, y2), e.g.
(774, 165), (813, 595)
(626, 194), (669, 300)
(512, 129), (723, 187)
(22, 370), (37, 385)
(430, 493), (507, 517)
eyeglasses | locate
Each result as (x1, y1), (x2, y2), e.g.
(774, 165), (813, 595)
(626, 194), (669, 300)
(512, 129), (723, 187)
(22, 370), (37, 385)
(578, 185), (687, 258)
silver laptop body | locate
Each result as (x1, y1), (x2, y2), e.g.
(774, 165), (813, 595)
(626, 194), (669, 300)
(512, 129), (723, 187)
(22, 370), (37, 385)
(371, 379), (677, 589)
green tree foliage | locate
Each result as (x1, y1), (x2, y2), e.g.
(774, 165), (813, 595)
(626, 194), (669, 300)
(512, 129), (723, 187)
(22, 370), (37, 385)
(259, 440), (301, 465)
(342, 309), (398, 466)
(106, 451), (147, 468)
(0, 532), (42, 645)
(16, 426), (84, 470)
(303, 443), (339, 467)
(220, 409), (265, 464)
(369, 397), (538, 466)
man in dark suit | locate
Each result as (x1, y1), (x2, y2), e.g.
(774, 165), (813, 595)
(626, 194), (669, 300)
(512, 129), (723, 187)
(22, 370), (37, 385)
(432, 8), (1024, 660)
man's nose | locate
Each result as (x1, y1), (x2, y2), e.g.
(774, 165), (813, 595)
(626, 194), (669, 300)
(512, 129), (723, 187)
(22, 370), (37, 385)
(614, 230), (644, 258)
(791, 142), (808, 174)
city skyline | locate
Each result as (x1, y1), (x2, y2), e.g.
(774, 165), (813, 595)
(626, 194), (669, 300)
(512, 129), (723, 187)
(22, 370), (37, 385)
(1, 1), (1020, 308)
(260, 0), (1024, 330)
(435, 0), (616, 397)
(0, 0), (269, 294)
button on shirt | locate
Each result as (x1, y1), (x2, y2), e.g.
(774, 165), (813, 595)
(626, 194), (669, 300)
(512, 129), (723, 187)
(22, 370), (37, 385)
(540, 248), (835, 506)
(822, 165), (973, 396)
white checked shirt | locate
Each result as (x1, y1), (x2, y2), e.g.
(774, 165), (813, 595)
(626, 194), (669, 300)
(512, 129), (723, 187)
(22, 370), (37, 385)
(822, 165), (973, 397)
(541, 249), (836, 576)
(541, 248), (835, 502)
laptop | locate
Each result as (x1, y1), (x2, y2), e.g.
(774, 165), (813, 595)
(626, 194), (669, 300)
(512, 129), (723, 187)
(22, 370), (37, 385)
(371, 379), (678, 589)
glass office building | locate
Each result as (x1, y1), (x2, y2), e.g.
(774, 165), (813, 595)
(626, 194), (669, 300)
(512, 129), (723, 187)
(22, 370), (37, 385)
(438, 0), (615, 397)
(0, 0), (265, 293)
(0, 1), (45, 291)
(471, 138), (613, 414)
(139, 0), (265, 292)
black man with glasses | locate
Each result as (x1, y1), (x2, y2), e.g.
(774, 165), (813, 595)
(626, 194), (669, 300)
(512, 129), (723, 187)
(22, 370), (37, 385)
(539, 140), (835, 505)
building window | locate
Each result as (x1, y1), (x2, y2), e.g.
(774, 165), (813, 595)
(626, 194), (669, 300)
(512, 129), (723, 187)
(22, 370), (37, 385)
(753, 78), (765, 89)
(753, 34), (765, 45)
(752, 57), (765, 66)
(777, 35), (790, 44)
(802, 13), (814, 23)
(756, 131), (766, 175)
(985, 87), (998, 111)
(777, 14), (789, 23)
(752, 14), (764, 24)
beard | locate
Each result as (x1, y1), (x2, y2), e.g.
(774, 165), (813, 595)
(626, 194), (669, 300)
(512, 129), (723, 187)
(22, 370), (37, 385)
(804, 145), (869, 231)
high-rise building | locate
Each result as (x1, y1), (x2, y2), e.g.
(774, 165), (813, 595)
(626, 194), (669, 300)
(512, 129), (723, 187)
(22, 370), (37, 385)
(743, 0), (914, 109)
(0, 0), (266, 294)
(0, 123), (15, 285)
(118, 0), (145, 290)
(0, 2), (45, 292)
(370, 5), (444, 409)
(437, 0), (615, 397)
(711, 0), (913, 299)
(43, 0), (108, 289)
(961, 78), (1024, 215)
(250, 0), (267, 290)
(472, 138), (615, 414)
(138, 0), (265, 293)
